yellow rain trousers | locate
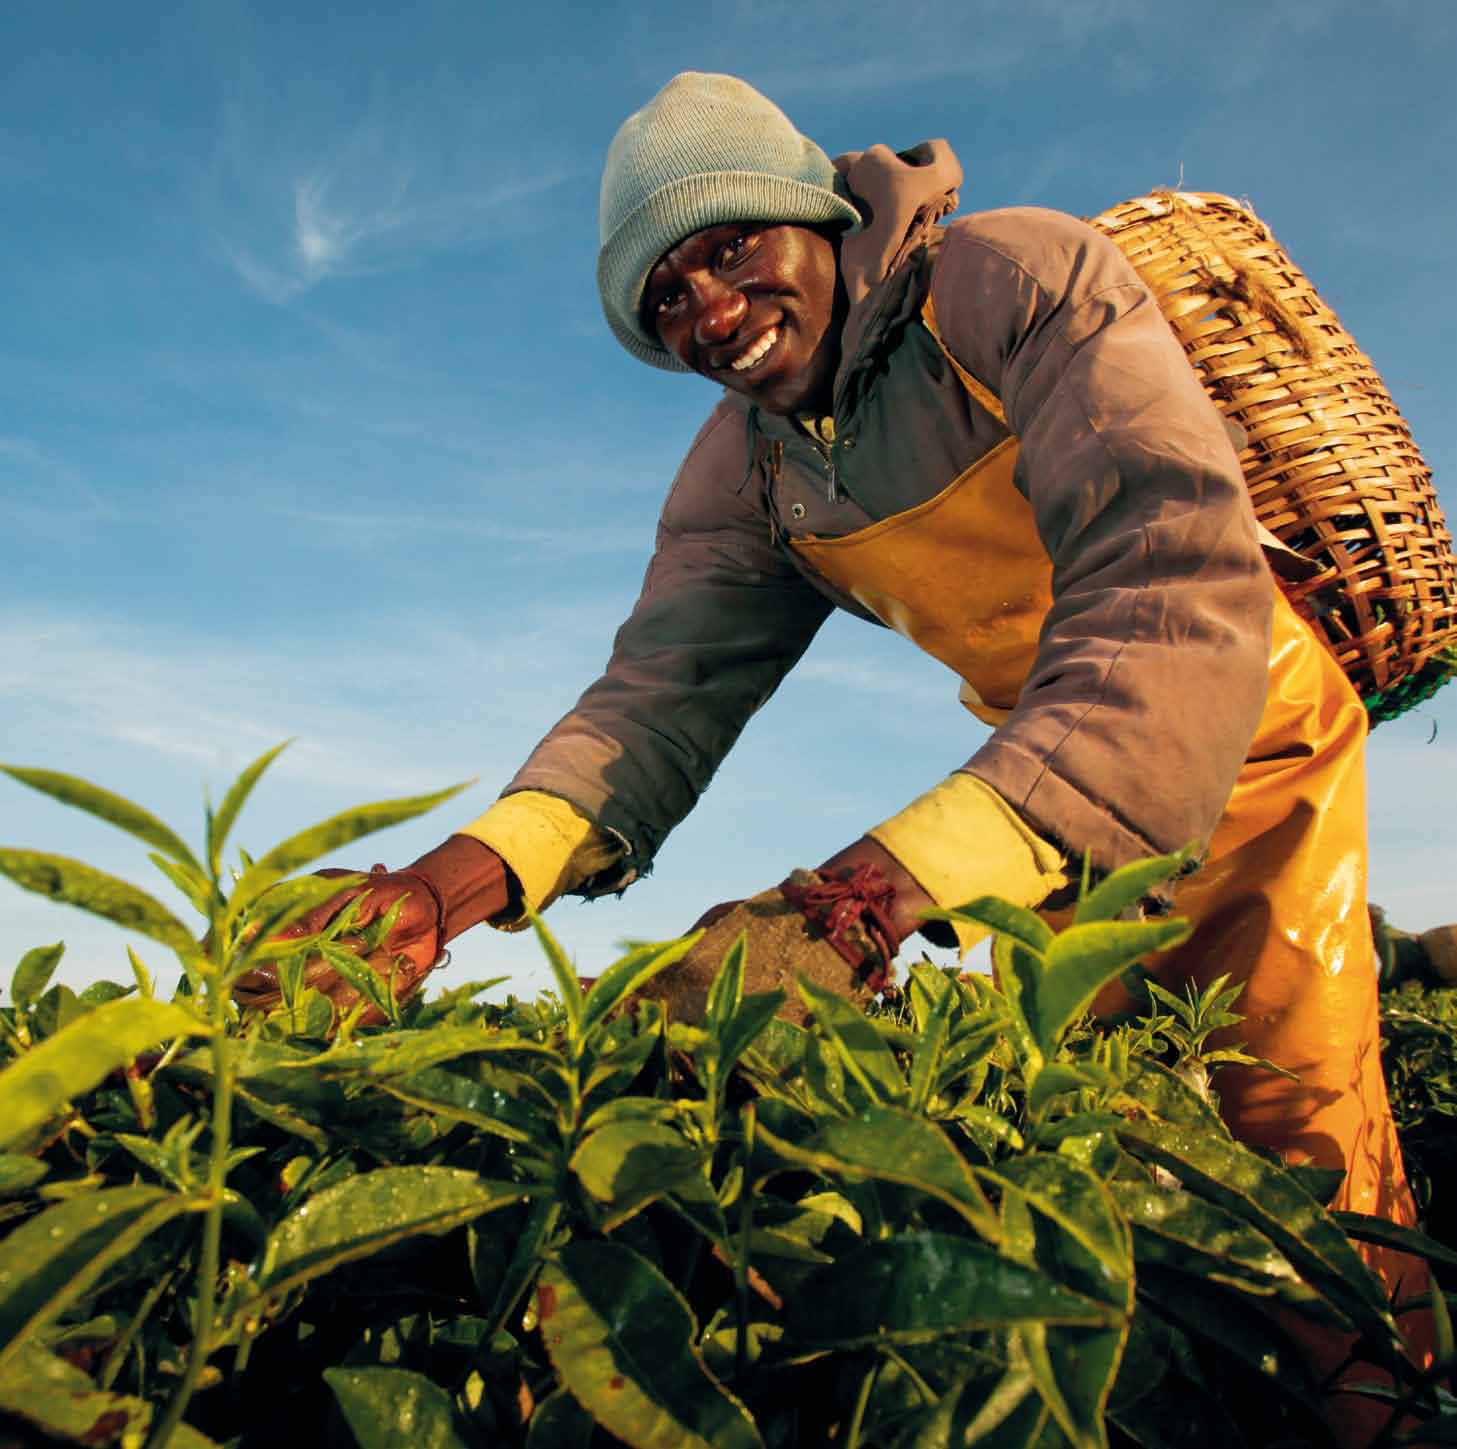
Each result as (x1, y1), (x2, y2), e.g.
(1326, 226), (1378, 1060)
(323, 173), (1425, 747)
(791, 300), (1421, 1302)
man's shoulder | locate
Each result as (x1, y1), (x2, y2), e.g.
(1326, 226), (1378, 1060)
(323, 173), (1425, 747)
(935, 206), (1134, 296)
(659, 395), (761, 533)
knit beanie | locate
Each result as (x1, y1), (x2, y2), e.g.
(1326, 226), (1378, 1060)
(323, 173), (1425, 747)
(597, 72), (862, 371)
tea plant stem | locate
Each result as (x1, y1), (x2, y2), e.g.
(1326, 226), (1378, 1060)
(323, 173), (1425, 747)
(881, 1345), (936, 1406)
(146, 963), (236, 1449)
(734, 1105), (757, 1388)
(843, 1355), (880, 1448)
(98, 1268), (175, 1391)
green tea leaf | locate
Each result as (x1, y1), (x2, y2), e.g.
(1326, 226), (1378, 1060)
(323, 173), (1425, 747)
(209, 740), (291, 877)
(1119, 1060), (1228, 1134)
(308, 1023), (560, 1081)
(1134, 1264), (1327, 1423)
(1113, 1181), (1306, 1295)
(1018, 1319), (1123, 1449)
(256, 1166), (525, 1301)
(1073, 849), (1190, 925)
(374, 1066), (541, 1143)
(228, 780), (471, 915)
(232, 872), (369, 971)
(899, 1368), (1047, 1446)
(484, 1195), (560, 1338)
(76, 979), (133, 1008)
(0, 996), (204, 1150)
(0, 1185), (198, 1369)
(796, 974), (907, 1105)
(532, 912), (583, 1044)
(317, 941), (398, 1024)
(718, 991), (785, 1078)
(524, 1387), (598, 1447)
(908, 970), (955, 1113)
(10, 942), (64, 1011)
(1332, 1210), (1457, 1274)
(984, 1155), (1132, 1289)
(571, 1119), (704, 1228)
(1025, 919), (1192, 1058)
(31, 983), (81, 1039)
(1116, 1118), (1397, 1345)
(406, 975), (510, 1027)
(581, 933), (700, 1039)
(931, 895), (1054, 954)
(537, 1241), (764, 1449)
(936, 1012), (1011, 1096)
(127, 946), (154, 997)
(0, 850), (197, 955)
(148, 851), (219, 918)
(704, 930), (747, 1032)
(1026, 1060), (1120, 1116)
(0, 1341), (222, 1447)
(324, 1365), (471, 1449)
(1006, 1160), (1134, 1448)
(787, 1232), (1118, 1347)
(0, 765), (201, 872)
(756, 1107), (1000, 1241)
(0, 1343), (164, 1448)
(581, 1022), (664, 1119)
(0, 1153), (47, 1196)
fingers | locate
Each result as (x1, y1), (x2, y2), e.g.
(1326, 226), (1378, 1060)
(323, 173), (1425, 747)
(231, 863), (448, 1030)
(691, 899), (745, 931)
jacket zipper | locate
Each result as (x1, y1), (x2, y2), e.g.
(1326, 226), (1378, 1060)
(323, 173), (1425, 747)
(809, 435), (841, 504)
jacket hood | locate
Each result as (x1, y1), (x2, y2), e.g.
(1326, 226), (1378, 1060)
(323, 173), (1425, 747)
(833, 139), (963, 307)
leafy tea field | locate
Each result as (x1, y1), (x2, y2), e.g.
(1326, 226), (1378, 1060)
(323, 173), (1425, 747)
(1, 752), (1454, 1448)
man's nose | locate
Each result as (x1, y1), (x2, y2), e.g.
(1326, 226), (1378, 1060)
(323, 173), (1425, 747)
(693, 282), (748, 345)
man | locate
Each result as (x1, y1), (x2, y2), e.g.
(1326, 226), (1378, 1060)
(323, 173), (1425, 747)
(241, 72), (1412, 1247)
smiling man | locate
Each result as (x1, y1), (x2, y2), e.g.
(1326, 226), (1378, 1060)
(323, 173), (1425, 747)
(643, 221), (845, 415)
(239, 74), (1417, 1300)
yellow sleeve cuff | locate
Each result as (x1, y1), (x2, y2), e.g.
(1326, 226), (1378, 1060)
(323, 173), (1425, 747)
(457, 791), (623, 927)
(868, 773), (1068, 955)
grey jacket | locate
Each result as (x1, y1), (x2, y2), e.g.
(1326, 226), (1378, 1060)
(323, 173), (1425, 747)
(504, 142), (1275, 891)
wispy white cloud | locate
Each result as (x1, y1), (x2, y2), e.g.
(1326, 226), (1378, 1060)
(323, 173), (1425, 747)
(279, 509), (647, 557)
(0, 604), (609, 798)
(200, 18), (583, 307)
(0, 437), (116, 523)
(215, 158), (576, 304)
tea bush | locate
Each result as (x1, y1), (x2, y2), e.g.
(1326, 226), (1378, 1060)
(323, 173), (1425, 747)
(1, 750), (1453, 1448)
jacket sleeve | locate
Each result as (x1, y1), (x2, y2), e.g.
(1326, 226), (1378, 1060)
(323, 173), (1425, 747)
(929, 208), (1274, 872)
(499, 398), (834, 889)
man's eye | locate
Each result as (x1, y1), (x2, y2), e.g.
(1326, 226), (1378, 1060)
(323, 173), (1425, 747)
(653, 290), (683, 315)
(720, 230), (756, 266)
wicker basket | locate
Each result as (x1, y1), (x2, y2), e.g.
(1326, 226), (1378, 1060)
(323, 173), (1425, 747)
(1088, 190), (1456, 722)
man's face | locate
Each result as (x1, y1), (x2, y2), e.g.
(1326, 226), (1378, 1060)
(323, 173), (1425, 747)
(642, 222), (845, 416)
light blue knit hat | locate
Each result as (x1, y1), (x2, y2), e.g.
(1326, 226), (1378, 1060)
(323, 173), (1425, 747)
(597, 72), (862, 371)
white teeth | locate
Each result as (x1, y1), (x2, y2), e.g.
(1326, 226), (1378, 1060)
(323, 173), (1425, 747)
(730, 328), (778, 372)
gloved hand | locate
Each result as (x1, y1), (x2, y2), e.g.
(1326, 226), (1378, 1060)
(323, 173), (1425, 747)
(645, 837), (936, 1025)
(232, 835), (517, 1025)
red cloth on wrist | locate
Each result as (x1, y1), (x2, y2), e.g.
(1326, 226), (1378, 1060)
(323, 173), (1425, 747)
(780, 864), (901, 995)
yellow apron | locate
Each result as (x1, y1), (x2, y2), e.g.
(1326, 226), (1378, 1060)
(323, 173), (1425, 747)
(790, 298), (1415, 1248)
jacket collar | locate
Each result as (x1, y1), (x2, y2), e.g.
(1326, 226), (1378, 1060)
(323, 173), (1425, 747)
(748, 138), (962, 439)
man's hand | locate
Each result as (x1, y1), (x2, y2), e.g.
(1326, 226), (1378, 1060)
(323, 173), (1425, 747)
(814, 836), (938, 945)
(232, 835), (518, 1024)
(640, 837), (938, 1025)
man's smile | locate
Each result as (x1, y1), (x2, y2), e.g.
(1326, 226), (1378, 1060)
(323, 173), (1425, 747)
(723, 326), (780, 374)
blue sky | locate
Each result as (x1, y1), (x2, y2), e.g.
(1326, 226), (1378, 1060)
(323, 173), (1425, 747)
(3, 0), (1454, 1000)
